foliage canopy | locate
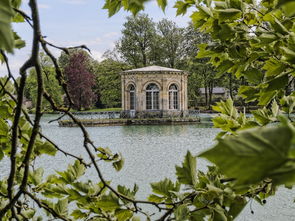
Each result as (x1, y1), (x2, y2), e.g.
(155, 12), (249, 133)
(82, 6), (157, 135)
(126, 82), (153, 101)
(1, 0), (295, 220)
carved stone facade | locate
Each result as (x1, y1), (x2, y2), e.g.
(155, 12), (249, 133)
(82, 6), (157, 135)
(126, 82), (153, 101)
(120, 66), (188, 118)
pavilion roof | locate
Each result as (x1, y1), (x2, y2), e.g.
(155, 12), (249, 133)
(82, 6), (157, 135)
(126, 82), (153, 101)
(122, 65), (185, 74)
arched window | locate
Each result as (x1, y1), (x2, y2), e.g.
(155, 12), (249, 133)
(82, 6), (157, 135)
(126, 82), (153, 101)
(128, 84), (136, 110)
(169, 84), (178, 110)
(146, 83), (159, 110)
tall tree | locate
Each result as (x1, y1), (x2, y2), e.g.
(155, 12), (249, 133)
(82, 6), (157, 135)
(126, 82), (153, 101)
(95, 59), (130, 108)
(156, 19), (183, 68)
(180, 24), (218, 108)
(117, 14), (156, 67)
(25, 53), (63, 110)
(64, 51), (96, 110)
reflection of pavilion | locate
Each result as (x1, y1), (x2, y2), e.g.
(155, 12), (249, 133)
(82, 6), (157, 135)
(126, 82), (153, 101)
(120, 66), (188, 118)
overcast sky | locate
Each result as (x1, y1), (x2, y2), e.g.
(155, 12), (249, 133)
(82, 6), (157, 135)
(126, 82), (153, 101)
(0, 0), (192, 76)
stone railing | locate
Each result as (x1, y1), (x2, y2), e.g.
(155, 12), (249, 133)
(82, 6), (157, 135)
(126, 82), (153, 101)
(62, 110), (200, 120)
(121, 110), (200, 119)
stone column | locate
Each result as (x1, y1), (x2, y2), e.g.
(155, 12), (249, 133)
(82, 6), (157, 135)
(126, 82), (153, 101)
(121, 74), (125, 110)
(180, 74), (185, 111)
(184, 74), (188, 110)
(162, 74), (168, 111)
(136, 74), (144, 111)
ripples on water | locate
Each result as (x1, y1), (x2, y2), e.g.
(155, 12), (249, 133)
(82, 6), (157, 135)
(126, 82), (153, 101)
(1, 114), (294, 220)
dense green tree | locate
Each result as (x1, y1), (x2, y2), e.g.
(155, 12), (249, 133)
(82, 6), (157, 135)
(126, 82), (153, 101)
(95, 59), (130, 108)
(117, 14), (156, 67)
(180, 24), (218, 108)
(24, 53), (63, 110)
(156, 19), (183, 68)
(116, 15), (184, 68)
(2, 0), (295, 220)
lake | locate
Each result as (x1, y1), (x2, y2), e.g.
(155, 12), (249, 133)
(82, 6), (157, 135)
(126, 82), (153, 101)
(2, 114), (295, 220)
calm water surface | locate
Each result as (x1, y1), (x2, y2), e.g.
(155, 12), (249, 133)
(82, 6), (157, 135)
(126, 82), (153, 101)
(2, 114), (294, 220)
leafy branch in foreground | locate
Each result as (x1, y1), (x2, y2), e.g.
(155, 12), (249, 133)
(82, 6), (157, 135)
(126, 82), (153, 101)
(2, 0), (295, 220)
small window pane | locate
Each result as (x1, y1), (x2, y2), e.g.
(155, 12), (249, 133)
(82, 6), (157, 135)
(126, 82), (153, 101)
(169, 84), (178, 110)
(129, 84), (135, 110)
(146, 83), (159, 110)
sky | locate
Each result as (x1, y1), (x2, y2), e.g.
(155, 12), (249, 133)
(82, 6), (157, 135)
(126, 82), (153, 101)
(0, 0), (192, 76)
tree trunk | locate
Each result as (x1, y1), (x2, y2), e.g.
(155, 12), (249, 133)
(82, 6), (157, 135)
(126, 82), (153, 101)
(142, 50), (147, 66)
(229, 73), (233, 99)
(208, 81), (214, 109)
(204, 85), (208, 108)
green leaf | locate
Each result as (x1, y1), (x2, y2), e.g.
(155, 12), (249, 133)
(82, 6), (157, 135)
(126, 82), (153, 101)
(258, 90), (277, 106)
(251, 108), (272, 126)
(281, 46), (295, 63)
(157, 0), (167, 11)
(112, 153), (124, 171)
(55, 198), (68, 216)
(115, 209), (133, 221)
(96, 193), (120, 211)
(29, 168), (44, 185)
(198, 5), (213, 17)
(72, 181), (90, 193)
(35, 141), (57, 156)
(265, 73), (289, 91)
(150, 178), (180, 197)
(71, 210), (88, 219)
(280, 95), (295, 114)
(258, 33), (278, 44)
(280, 1), (295, 16)
(0, 0), (14, 52)
(22, 209), (36, 219)
(243, 68), (263, 84)
(269, 163), (295, 187)
(228, 196), (247, 219)
(0, 149), (3, 161)
(191, 208), (210, 220)
(174, 204), (189, 221)
(212, 98), (238, 118)
(211, 204), (227, 221)
(263, 58), (286, 77)
(271, 100), (280, 117)
(0, 104), (10, 118)
(12, 12), (24, 23)
(199, 125), (293, 185)
(132, 216), (141, 221)
(216, 60), (234, 77)
(174, 1), (190, 16)
(103, 0), (122, 17)
(272, 18), (289, 35)
(175, 151), (197, 186)
(72, 160), (86, 178)
(117, 184), (137, 200)
(148, 194), (165, 203)
(14, 32), (25, 49)
(216, 8), (242, 21)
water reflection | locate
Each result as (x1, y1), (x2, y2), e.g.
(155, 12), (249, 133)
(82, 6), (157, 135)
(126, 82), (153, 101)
(2, 114), (294, 221)
(121, 124), (188, 135)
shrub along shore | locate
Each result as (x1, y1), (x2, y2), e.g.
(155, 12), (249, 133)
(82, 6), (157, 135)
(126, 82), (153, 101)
(58, 117), (200, 127)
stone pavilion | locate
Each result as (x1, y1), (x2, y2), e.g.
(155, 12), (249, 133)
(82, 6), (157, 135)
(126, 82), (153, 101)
(120, 66), (188, 118)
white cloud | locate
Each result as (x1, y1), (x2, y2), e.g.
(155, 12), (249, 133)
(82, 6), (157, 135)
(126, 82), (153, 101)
(39, 4), (51, 9)
(91, 51), (103, 61)
(103, 32), (120, 38)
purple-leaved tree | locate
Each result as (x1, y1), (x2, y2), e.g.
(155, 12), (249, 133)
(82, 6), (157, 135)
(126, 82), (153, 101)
(64, 52), (96, 110)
